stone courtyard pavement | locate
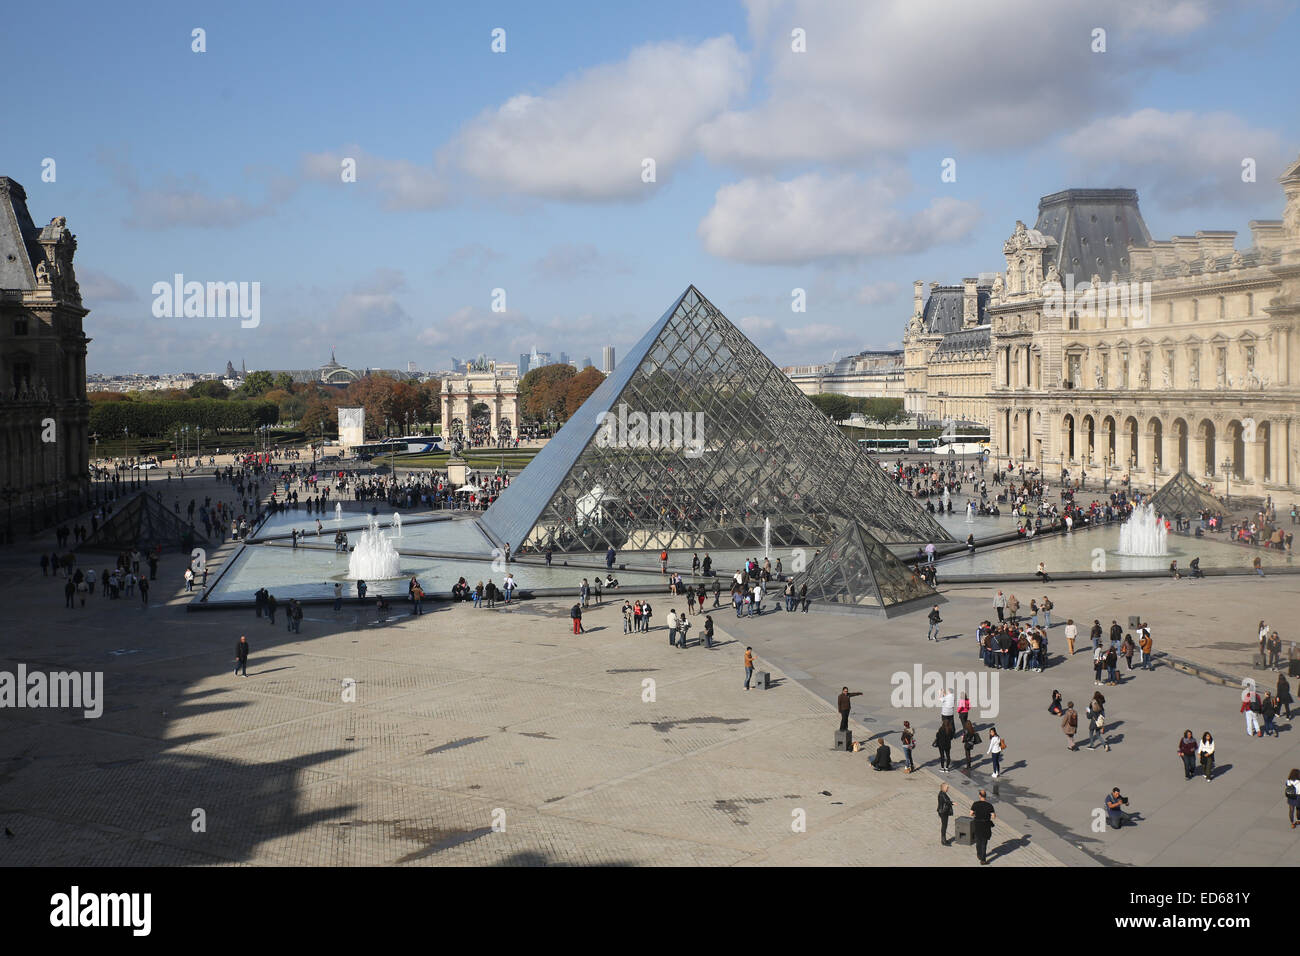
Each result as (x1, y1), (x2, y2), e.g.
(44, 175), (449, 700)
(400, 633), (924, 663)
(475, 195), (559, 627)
(0, 534), (1059, 866)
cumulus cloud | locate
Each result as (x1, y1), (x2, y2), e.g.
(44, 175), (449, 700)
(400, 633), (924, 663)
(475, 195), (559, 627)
(532, 243), (632, 280)
(737, 314), (859, 358)
(448, 36), (748, 200)
(698, 0), (1215, 169)
(1059, 108), (1290, 210)
(698, 173), (980, 264)
(302, 146), (448, 210)
(99, 150), (289, 229)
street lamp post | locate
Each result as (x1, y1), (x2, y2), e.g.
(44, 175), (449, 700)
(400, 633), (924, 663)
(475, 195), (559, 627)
(1222, 457), (1232, 507)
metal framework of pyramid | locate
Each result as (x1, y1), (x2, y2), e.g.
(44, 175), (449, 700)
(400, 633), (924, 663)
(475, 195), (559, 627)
(795, 519), (941, 616)
(78, 491), (209, 553)
(480, 285), (951, 555)
(1148, 469), (1226, 519)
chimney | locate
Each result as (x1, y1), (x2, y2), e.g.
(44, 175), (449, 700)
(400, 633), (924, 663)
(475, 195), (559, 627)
(962, 277), (978, 327)
(913, 280), (923, 317)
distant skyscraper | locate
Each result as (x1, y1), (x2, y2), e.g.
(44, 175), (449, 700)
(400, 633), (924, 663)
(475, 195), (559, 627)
(582, 357), (592, 369)
(519, 353), (530, 375)
(559, 351), (569, 366)
(407, 361), (417, 373)
(602, 345), (616, 373)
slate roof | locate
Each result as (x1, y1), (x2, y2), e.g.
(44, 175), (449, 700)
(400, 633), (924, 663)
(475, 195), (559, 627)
(921, 285), (992, 336)
(1034, 188), (1152, 281)
(935, 326), (991, 353)
(0, 177), (39, 291)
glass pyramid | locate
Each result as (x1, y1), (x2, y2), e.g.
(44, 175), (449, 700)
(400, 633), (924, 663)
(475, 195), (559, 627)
(79, 491), (209, 553)
(1148, 469), (1226, 519)
(480, 286), (951, 555)
(795, 519), (940, 615)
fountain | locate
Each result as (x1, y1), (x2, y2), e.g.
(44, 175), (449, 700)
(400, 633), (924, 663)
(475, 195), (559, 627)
(347, 523), (402, 579)
(941, 488), (951, 512)
(391, 512), (402, 536)
(965, 500), (976, 523)
(763, 517), (771, 558)
(1117, 503), (1169, 556)
(334, 502), (343, 525)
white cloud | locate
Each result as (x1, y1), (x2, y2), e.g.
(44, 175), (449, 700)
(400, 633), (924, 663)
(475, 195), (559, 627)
(698, 0), (1215, 169)
(532, 243), (632, 280)
(302, 146), (448, 210)
(698, 173), (980, 264)
(449, 36), (748, 200)
(1059, 108), (1290, 210)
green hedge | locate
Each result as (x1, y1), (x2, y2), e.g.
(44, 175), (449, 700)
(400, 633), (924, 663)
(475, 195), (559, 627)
(89, 398), (279, 437)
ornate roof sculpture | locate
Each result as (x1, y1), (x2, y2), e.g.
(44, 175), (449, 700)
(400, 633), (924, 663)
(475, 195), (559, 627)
(479, 286), (951, 554)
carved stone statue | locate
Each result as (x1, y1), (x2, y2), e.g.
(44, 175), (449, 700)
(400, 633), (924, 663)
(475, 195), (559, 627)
(35, 260), (49, 284)
(1044, 263), (1060, 285)
(1216, 359), (1226, 388)
(1231, 250), (1244, 269)
(1094, 365), (1104, 388)
(992, 272), (1004, 296)
(1161, 365), (1171, 389)
(1188, 353), (1200, 388)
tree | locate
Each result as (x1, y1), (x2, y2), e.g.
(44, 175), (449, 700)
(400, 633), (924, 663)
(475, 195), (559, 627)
(861, 397), (906, 426)
(565, 367), (606, 416)
(272, 372), (294, 391)
(809, 393), (855, 423)
(188, 380), (231, 400)
(238, 370), (275, 398)
(520, 364), (576, 422)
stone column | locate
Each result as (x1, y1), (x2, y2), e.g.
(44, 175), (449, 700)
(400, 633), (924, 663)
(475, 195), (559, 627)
(1139, 428), (1155, 478)
(1244, 436), (1267, 485)
(1188, 434), (1206, 476)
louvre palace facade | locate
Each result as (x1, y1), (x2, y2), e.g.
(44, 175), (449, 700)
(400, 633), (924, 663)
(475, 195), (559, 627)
(904, 154), (1300, 501)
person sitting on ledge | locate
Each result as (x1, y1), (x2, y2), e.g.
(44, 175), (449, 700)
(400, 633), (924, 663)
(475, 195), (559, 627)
(1169, 560), (1181, 580)
(604, 573), (619, 589)
(869, 738), (893, 771)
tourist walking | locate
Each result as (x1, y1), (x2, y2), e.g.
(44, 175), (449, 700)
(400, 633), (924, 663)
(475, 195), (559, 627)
(333, 583), (343, 612)
(1262, 692), (1279, 737)
(1178, 730), (1198, 779)
(1287, 770), (1300, 828)
(1139, 628), (1154, 670)
(901, 722), (916, 773)
(1242, 686), (1263, 737)
(933, 722), (953, 772)
(1062, 701), (1079, 750)
(961, 719), (981, 771)
(703, 615), (714, 648)
(234, 635), (249, 676)
(994, 590), (1006, 623)
(744, 647), (754, 690)
(1198, 732), (1216, 780)
(1277, 673), (1294, 719)
(926, 604), (942, 641)
(1093, 644), (1106, 685)
(666, 608), (679, 647)
(1064, 619), (1077, 656)
(969, 790), (996, 865)
(937, 783), (954, 846)
(570, 602), (584, 634)
(986, 727), (1005, 778)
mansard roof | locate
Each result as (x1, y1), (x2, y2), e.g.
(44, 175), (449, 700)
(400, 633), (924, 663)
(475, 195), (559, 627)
(1034, 188), (1152, 281)
(0, 177), (40, 291)
(921, 285), (991, 335)
(934, 326), (990, 353)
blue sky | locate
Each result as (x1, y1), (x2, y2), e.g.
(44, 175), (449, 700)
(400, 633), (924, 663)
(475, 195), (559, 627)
(4, 0), (1297, 374)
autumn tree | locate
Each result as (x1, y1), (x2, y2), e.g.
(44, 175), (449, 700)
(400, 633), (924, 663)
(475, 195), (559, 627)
(520, 364), (576, 422)
(564, 367), (606, 417)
